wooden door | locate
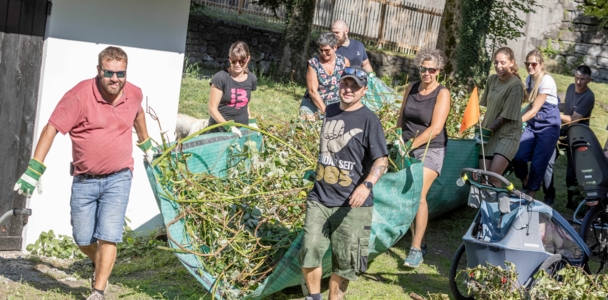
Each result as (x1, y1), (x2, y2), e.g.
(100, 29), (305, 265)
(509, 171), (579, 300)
(0, 0), (49, 250)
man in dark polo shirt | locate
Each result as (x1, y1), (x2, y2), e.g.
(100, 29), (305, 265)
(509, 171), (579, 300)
(542, 65), (595, 209)
(14, 46), (154, 300)
(300, 67), (388, 300)
(332, 20), (374, 73)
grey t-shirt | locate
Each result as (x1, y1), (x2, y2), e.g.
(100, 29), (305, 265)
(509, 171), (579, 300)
(208, 70), (257, 128)
(563, 83), (594, 126)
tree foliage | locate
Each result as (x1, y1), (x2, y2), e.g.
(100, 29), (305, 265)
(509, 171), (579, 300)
(580, 0), (608, 27)
(254, 0), (316, 82)
(451, 0), (541, 88)
(454, 0), (495, 88)
(488, 0), (541, 51)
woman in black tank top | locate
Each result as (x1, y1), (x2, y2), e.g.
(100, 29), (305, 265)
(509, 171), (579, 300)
(396, 49), (451, 268)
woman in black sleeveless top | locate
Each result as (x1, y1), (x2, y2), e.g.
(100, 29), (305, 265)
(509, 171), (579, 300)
(397, 49), (451, 268)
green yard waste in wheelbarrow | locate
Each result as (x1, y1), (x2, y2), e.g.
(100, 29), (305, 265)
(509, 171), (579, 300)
(145, 130), (478, 299)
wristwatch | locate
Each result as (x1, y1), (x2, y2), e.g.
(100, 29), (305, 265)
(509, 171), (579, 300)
(363, 181), (374, 190)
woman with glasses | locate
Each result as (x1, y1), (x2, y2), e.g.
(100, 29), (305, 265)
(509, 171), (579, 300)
(207, 41), (257, 136)
(397, 49), (450, 268)
(512, 50), (560, 198)
(300, 32), (350, 120)
(477, 47), (525, 181)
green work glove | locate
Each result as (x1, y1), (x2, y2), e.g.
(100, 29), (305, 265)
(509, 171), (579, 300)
(137, 137), (154, 164)
(14, 159), (46, 197)
(248, 118), (258, 129)
(474, 127), (493, 145)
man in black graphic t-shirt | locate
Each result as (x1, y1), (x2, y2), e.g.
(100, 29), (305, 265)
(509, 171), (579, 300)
(300, 67), (388, 300)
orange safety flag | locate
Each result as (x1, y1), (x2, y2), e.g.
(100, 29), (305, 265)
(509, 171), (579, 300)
(459, 87), (480, 133)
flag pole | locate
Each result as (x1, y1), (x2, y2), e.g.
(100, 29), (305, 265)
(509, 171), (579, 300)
(479, 120), (487, 171)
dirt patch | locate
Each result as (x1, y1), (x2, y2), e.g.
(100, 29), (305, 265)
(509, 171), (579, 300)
(0, 251), (94, 298)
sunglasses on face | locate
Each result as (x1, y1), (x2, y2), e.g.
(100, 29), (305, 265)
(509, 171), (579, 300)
(101, 69), (126, 78)
(230, 59), (248, 66)
(343, 67), (368, 79)
(524, 62), (539, 68)
(419, 66), (438, 74)
(318, 47), (333, 54)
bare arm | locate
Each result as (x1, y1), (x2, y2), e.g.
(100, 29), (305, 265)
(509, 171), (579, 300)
(349, 156), (388, 207)
(344, 57), (351, 67)
(410, 89), (450, 149)
(521, 94), (548, 122)
(396, 83), (414, 128)
(561, 111), (584, 124)
(133, 107), (150, 143)
(208, 84), (227, 124)
(32, 124), (59, 163)
(361, 58), (373, 73)
(306, 65), (326, 114)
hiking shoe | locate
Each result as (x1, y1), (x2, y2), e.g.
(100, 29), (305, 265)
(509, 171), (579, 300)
(86, 290), (105, 300)
(403, 247), (423, 268)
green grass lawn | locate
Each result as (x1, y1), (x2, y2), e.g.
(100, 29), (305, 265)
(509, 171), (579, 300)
(173, 65), (608, 299)
(9, 65), (605, 300)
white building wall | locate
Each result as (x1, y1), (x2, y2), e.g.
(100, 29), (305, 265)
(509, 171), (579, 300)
(23, 0), (190, 249)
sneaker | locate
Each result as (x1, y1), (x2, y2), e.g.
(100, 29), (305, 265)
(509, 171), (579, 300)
(86, 290), (105, 300)
(543, 198), (555, 206)
(403, 247), (423, 268)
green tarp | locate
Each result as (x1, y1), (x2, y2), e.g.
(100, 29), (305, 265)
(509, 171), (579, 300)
(145, 131), (479, 299)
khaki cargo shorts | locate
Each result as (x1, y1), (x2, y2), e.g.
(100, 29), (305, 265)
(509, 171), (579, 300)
(299, 200), (372, 281)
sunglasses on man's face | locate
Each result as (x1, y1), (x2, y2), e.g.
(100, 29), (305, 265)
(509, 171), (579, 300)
(524, 62), (539, 68)
(343, 67), (368, 79)
(230, 59), (248, 66)
(419, 66), (438, 74)
(101, 69), (126, 78)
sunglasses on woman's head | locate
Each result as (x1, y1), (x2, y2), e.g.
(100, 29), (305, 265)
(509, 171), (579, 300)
(101, 69), (126, 78)
(419, 66), (438, 74)
(524, 62), (539, 68)
(343, 67), (367, 79)
(230, 59), (248, 66)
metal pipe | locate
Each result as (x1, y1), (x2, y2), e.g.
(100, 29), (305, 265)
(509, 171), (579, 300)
(0, 210), (14, 226)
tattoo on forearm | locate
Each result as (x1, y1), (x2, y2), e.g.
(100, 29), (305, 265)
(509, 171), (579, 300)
(370, 157), (388, 179)
(488, 117), (507, 132)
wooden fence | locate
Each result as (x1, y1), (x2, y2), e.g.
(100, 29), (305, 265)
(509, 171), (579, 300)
(194, 0), (444, 55)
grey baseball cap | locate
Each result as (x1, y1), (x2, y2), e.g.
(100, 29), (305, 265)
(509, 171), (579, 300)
(340, 66), (368, 87)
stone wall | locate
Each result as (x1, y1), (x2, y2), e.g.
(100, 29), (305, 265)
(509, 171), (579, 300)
(185, 14), (418, 80)
(505, 0), (608, 83)
(186, 14), (283, 74)
(554, 2), (608, 82)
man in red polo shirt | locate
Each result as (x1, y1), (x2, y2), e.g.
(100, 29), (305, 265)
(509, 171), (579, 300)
(14, 46), (153, 300)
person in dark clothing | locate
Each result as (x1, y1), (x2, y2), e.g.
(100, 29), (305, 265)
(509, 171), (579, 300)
(397, 49), (450, 268)
(513, 50), (561, 199)
(300, 67), (388, 300)
(332, 20), (373, 73)
(208, 41), (257, 136)
(542, 65), (595, 209)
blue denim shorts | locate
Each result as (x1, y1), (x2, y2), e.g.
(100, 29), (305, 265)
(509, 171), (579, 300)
(70, 169), (132, 245)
